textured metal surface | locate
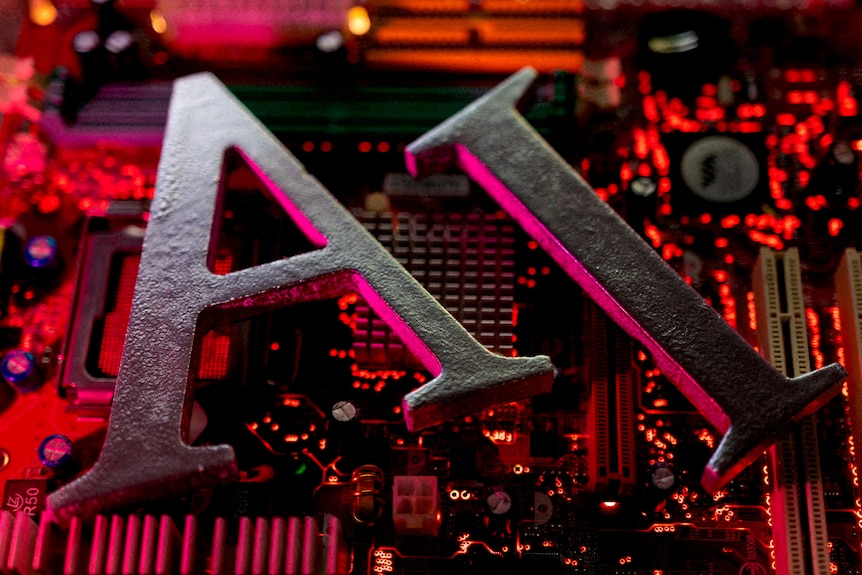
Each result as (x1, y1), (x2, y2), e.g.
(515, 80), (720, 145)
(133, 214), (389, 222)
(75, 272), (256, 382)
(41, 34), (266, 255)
(47, 72), (554, 523)
(405, 67), (847, 492)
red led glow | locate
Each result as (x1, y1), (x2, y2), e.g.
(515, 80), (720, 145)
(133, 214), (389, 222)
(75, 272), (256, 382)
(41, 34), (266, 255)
(805, 308), (825, 369)
(620, 162), (632, 183)
(736, 122), (762, 133)
(643, 96), (660, 123)
(677, 119), (701, 133)
(696, 96), (717, 109)
(776, 113), (796, 126)
(769, 180), (784, 200)
(37, 194), (60, 214)
(695, 107), (724, 123)
(661, 244), (675, 261)
(638, 71), (652, 95)
(720, 215), (740, 229)
(806, 195), (827, 211)
(633, 128), (649, 159)
(806, 116), (825, 135)
(644, 224), (661, 248)
(769, 167), (788, 182)
(658, 178), (671, 195)
(653, 147), (670, 176)
(838, 81), (858, 117)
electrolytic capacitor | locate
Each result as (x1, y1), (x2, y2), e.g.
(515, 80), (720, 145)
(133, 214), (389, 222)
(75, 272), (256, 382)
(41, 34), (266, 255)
(1, 350), (41, 392)
(643, 462), (676, 514)
(38, 434), (73, 469)
(487, 489), (512, 515)
(23, 235), (58, 269)
(650, 463), (676, 490)
(331, 401), (359, 423)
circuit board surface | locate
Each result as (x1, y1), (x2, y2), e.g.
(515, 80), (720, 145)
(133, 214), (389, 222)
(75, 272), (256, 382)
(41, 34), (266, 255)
(3, 1), (862, 574)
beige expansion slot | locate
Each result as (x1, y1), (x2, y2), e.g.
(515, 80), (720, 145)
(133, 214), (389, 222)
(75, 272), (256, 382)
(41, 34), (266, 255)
(585, 303), (637, 498)
(836, 249), (862, 518)
(753, 247), (829, 575)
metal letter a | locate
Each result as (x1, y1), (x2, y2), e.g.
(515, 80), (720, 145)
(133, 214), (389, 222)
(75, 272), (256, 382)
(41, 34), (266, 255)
(47, 74), (554, 523)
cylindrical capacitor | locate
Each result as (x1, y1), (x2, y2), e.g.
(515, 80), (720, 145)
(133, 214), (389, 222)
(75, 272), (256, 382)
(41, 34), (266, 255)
(1, 350), (41, 392)
(104, 30), (145, 81)
(650, 463), (676, 490)
(73, 30), (108, 88)
(38, 434), (73, 469)
(23, 235), (58, 269)
(643, 462), (676, 514)
(331, 400), (359, 423)
(487, 489), (512, 515)
(330, 401), (364, 471)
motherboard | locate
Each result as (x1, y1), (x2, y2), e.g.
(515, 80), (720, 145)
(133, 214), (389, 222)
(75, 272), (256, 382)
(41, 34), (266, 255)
(2, 1), (862, 574)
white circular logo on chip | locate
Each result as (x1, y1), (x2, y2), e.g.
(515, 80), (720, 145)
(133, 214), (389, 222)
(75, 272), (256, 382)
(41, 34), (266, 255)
(680, 136), (759, 203)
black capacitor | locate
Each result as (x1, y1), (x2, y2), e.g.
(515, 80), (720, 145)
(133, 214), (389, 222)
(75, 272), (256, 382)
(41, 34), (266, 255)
(808, 141), (859, 207)
(73, 30), (108, 89)
(643, 463), (676, 514)
(638, 10), (733, 100)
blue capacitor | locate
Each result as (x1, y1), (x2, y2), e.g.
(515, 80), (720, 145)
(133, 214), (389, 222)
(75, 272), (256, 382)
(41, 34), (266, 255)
(38, 434), (73, 468)
(23, 235), (58, 268)
(1, 350), (40, 392)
